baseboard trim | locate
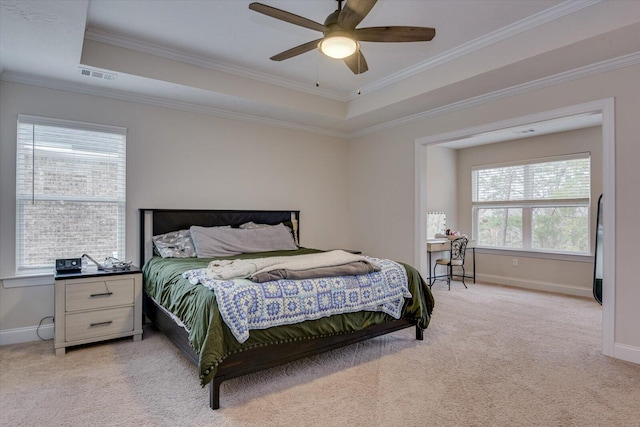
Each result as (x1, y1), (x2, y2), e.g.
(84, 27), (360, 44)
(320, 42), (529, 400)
(612, 343), (640, 365)
(0, 324), (54, 346)
(477, 273), (592, 298)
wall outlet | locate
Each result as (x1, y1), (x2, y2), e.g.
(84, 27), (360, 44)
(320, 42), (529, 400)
(512, 258), (519, 267)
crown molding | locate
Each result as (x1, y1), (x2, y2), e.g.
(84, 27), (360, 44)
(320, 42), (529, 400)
(3, 51), (637, 141)
(0, 71), (348, 139)
(85, 1), (599, 102)
(84, 29), (349, 102)
(348, 51), (640, 138)
(349, 0), (600, 99)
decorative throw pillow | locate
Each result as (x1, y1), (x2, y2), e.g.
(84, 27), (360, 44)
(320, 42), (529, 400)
(152, 229), (196, 258)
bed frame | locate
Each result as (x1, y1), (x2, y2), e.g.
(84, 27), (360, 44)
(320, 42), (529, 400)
(139, 209), (423, 410)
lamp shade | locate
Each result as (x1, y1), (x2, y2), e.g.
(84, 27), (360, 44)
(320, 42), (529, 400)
(318, 34), (358, 59)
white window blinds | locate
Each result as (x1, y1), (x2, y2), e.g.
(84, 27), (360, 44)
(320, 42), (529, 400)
(16, 115), (127, 272)
(472, 154), (591, 205)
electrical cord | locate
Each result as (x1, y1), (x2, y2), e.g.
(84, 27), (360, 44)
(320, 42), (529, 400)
(37, 315), (54, 341)
(104, 256), (132, 270)
(82, 254), (131, 271)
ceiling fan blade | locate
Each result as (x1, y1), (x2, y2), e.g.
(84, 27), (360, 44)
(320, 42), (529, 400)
(355, 26), (436, 42)
(338, 0), (377, 30)
(270, 39), (322, 61)
(249, 2), (327, 32)
(343, 50), (369, 74)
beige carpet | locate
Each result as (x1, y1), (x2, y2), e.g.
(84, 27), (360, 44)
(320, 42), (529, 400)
(1, 282), (639, 426)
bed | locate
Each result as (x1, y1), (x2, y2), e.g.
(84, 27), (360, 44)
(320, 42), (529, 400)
(140, 209), (435, 410)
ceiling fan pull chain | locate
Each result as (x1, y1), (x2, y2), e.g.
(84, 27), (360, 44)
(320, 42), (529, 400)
(357, 53), (361, 95)
(316, 51), (320, 87)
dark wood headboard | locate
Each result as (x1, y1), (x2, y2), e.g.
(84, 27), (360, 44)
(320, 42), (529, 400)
(139, 209), (300, 264)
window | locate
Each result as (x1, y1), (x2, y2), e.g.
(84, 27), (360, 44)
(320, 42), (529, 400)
(16, 115), (126, 273)
(472, 153), (590, 254)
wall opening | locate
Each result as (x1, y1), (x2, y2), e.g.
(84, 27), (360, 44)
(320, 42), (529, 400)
(414, 98), (616, 357)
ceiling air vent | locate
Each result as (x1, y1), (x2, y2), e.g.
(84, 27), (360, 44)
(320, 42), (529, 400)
(78, 67), (117, 81)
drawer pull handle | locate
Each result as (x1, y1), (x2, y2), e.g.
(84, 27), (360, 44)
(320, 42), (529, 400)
(89, 321), (113, 327)
(89, 292), (113, 298)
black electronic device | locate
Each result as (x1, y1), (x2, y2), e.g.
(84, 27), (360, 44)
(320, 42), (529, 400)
(55, 258), (82, 273)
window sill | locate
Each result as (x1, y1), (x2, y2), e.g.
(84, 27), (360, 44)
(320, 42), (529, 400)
(1, 273), (54, 288)
(474, 247), (593, 263)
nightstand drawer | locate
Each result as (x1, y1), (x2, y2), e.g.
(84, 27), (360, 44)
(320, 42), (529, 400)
(66, 278), (135, 312)
(66, 306), (134, 342)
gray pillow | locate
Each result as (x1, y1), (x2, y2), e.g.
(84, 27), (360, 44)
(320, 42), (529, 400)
(190, 223), (297, 257)
(152, 229), (196, 258)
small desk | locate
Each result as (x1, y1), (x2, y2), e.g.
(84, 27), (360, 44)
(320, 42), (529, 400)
(427, 239), (476, 285)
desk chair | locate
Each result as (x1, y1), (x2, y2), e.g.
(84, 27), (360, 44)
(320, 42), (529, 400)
(432, 237), (469, 290)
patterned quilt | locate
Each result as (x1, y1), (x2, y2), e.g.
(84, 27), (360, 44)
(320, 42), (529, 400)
(183, 257), (411, 343)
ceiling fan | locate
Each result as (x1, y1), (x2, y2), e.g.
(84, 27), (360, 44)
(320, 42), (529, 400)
(249, 0), (436, 74)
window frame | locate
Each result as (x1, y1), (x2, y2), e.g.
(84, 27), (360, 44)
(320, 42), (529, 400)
(15, 114), (127, 274)
(471, 153), (591, 256)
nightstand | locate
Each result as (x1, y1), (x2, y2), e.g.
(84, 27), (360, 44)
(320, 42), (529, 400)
(54, 267), (143, 356)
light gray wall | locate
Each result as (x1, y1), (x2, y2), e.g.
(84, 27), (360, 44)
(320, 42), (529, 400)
(348, 63), (640, 354)
(0, 81), (350, 335)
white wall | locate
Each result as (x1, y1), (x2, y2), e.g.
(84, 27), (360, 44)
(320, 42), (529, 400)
(0, 81), (350, 340)
(426, 145), (458, 232)
(348, 63), (640, 356)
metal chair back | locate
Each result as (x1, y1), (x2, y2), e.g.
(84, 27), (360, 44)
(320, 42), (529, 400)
(451, 237), (468, 262)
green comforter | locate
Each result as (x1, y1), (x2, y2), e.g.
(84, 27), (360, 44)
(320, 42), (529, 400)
(143, 248), (435, 386)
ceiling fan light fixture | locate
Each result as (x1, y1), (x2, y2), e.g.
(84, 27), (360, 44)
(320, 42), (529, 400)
(249, 1), (435, 74)
(318, 33), (358, 59)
